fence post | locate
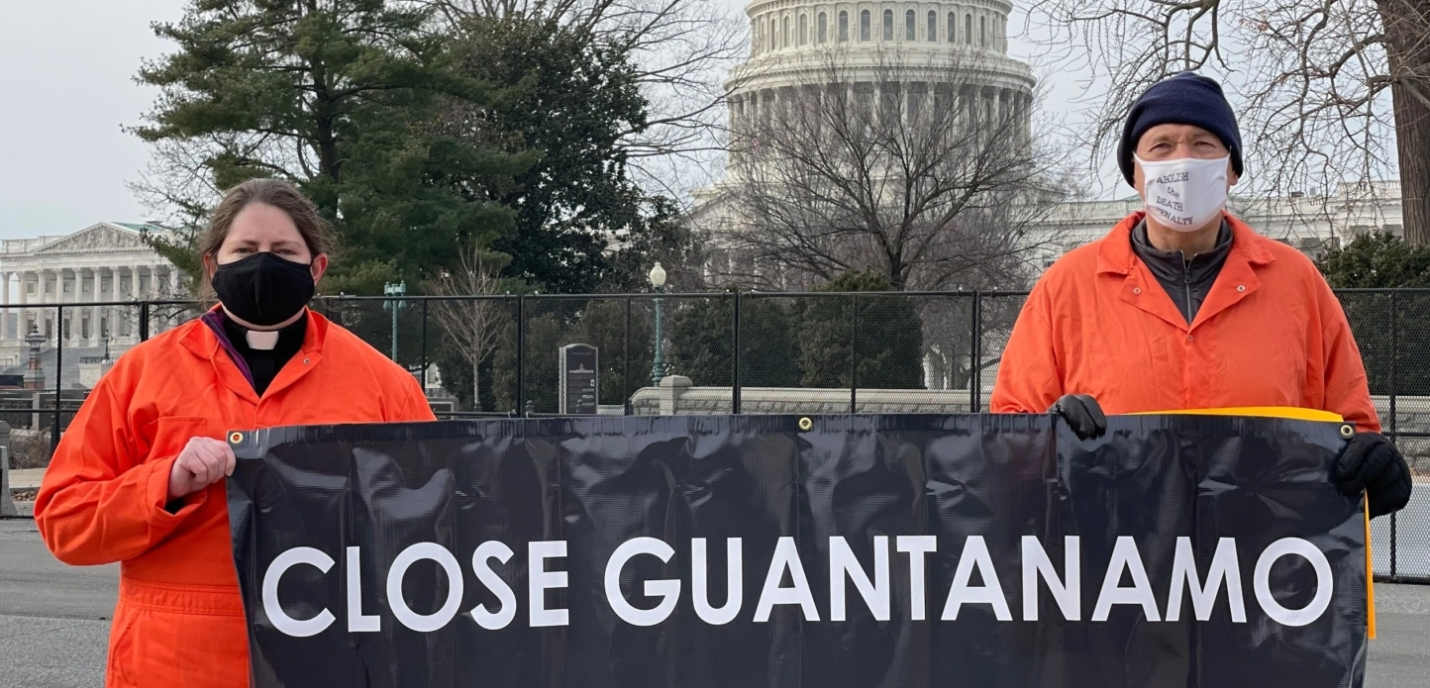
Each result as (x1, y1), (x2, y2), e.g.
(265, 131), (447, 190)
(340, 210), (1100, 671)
(515, 295), (525, 415)
(732, 290), (742, 414)
(420, 299), (428, 394)
(1390, 291), (1399, 580)
(0, 422), (14, 517)
(850, 294), (858, 415)
(624, 297), (632, 416)
(971, 291), (983, 413)
(52, 305), (63, 453)
(139, 301), (150, 342)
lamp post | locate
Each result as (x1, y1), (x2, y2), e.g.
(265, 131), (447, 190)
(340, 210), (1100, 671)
(649, 263), (667, 386)
(383, 281), (407, 361)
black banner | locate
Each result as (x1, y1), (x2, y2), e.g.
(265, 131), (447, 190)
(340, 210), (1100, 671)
(226, 415), (1368, 688)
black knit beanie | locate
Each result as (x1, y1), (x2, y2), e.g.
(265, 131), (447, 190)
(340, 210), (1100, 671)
(1117, 72), (1243, 185)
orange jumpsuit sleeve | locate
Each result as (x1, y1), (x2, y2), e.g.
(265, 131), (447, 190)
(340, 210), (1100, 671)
(990, 281), (1063, 414)
(34, 379), (205, 566)
(1315, 279), (1381, 433)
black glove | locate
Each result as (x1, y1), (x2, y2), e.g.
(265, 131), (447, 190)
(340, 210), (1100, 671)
(1335, 432), (1413, 519)
(1049, 394), (1107, 440)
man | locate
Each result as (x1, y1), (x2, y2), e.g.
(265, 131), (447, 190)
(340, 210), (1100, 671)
(991, 72), (1412, 518)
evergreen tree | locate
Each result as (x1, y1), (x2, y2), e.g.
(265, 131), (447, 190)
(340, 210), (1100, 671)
(132, 0), (533, 293)
(1319, 233), (1430, 395)
(666, 291), (800, 387)
(796, 272), (925, 390)
(487, 297), (655, 413)
(444, 17), (688, 293)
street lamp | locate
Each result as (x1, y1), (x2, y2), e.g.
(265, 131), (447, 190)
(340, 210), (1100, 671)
(649, 263), (667, 386)
(382, 281), (406, 361)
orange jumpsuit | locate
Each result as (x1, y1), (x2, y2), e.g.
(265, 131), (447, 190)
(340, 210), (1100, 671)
(991, 212), (1379, 431)
(35, 310), (436, 687)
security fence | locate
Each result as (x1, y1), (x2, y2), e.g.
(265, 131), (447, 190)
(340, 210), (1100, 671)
(3, 289), (1428, 582)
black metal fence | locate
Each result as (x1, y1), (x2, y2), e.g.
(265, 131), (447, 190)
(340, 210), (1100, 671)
(5, 289), (1428, 582)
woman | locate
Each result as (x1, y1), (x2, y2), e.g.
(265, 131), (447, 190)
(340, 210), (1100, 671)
(34, 179), (436, 687)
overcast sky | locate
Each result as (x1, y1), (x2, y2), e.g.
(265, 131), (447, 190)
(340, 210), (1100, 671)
(0, 0), (188, 239)
(0, 0), (1107, 241)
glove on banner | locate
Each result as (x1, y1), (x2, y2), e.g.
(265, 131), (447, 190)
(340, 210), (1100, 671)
(226, 415), (1368, 688)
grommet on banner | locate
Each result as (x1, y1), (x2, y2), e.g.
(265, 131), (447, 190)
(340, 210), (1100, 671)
(229, 432), (244, 444)
(1339, 424), (1355, 439)
(798, 417), (813, 431)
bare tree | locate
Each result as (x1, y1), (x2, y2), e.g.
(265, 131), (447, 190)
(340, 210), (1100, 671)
(426, 246), (509, 410)
(1025, 0), (1430, 243)
(129, 138), (229, 234)
(918, 294), (1025, 392)
(711, 48), (1067, 292)
(410, 0), (746, 199)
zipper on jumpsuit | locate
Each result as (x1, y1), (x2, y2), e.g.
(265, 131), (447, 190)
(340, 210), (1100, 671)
(1182, 256), (1194, 324)
(1180, 256), (1194, 413)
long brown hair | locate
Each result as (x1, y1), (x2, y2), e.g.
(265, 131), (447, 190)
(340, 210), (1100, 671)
(198, 179), (336, 296)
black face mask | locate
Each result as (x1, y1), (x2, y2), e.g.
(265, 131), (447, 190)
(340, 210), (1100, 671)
(211, 252), (316, 327)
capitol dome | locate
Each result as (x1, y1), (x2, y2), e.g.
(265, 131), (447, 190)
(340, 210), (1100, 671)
(722, 0), (1037, 150)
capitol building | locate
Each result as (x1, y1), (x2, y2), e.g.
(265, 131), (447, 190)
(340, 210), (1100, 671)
(0, 222), (184, 387)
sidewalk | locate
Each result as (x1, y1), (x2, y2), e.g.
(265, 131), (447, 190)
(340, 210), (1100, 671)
(4, 467), (42, 517)
(9, 468), (44, 490)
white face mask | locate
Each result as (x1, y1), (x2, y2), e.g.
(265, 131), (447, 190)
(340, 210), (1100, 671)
(1135, 155), (1230, 232)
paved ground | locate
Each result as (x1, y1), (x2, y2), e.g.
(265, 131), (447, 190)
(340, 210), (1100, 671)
(1366, 584), (1430, 687)
(0, 519), (116, 688)
(0, 518), (1427, 687)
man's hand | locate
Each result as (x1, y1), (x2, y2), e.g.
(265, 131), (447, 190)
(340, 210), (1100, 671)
(1048, 394), (1107, 440)
(167, 437), (237, 501)
(1335, 432), (1413, 518)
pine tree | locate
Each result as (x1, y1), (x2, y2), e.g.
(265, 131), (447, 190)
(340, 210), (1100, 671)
(132, 0), (533, 293)
(1319, 233), (1430, 395)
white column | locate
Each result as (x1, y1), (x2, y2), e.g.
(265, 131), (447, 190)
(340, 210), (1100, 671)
(46, 269), (56, 345)
(131, 266), (142, 344)
(96, 268), (107, 345)
(31, 270), (42, 341)
(42, 269), (53, 344)
(1, 271), (10, 342)
(72, 268), (81, 346)
(19, 271), (31, 341)
(88, 268), (100, 348)
(107, 267), (116, 341)
(71, 268), (81, 347)
(62, 269), (73, 348)
(110, 266), (118, 336)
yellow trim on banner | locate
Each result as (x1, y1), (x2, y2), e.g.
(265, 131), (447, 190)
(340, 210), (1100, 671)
(1127, 406), (1376, 638)
(1366, 498), (1377, 639)
(1129, 407), (1345, 422)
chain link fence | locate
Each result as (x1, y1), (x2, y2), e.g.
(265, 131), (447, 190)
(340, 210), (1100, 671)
(4, 289), (1426, 581)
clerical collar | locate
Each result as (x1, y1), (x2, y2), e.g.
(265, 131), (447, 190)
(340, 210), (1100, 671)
(246, 330), (280, 350)
(220, 310), (307, 353)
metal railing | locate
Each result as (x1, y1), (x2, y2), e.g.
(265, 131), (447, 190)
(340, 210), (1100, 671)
(2, 289), (1427, 581)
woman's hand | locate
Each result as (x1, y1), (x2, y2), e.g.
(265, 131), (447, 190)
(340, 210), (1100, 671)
(167, 437), (237, 501)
